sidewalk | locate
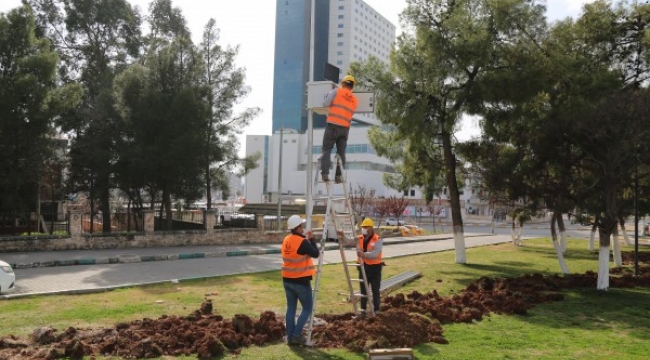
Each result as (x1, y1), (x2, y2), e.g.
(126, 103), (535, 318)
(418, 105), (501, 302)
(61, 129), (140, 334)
(0, 233), (485, 270)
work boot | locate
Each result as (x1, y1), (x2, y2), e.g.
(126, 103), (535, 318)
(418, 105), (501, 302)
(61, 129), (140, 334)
(321, 174), (330, 182)
(289, 334), (307, 345)
(334, 175), (343, 184)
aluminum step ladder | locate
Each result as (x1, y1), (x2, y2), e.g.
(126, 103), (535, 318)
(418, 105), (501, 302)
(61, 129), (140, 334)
(306, 155), (374, 346)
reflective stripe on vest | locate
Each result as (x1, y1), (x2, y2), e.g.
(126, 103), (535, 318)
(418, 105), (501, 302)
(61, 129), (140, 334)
(281, 234), (315, 278)
(326, 88), (358, 128)
(357, 233), (382, 265)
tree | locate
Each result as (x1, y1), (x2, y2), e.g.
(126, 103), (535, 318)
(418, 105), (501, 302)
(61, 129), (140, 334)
(27, 0), (142, 232)
(384, 196), (410, 224)
(0, 5), (82, 213)
(349, 184), (376, 224)
(114, 36), (207, 230)
(200, 18), (260, 209)
(353, 0), (547, 263)
(462, 0), (650, 289)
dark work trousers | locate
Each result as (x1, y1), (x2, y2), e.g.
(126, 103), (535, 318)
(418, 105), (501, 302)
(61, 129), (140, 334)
(359, 263), (382, 312)
(320, 122), (350, 177)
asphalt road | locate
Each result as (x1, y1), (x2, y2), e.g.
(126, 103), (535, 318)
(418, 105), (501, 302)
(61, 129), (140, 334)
(2, 234), (513, 299)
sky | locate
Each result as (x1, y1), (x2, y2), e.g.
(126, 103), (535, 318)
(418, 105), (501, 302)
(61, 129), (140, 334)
(1, 0), (593, 155)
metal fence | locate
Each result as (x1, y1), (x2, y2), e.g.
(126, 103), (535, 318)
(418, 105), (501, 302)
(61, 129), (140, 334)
(0, 212), (69, 236)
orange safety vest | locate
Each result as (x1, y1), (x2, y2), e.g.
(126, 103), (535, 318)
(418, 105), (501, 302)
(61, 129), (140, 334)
(357, 233), (382, 265)
(281, 234), (316, 278)
(326, 88), (359, 128)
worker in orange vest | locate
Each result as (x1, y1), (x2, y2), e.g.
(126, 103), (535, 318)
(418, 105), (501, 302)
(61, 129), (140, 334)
(320, 75), (359, 183)
(338, 217), (383, 315)
(281, 215), (319, 345)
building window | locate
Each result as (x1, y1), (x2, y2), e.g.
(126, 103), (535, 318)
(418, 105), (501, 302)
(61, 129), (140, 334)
(338, 24), (344, 28)
(403, 190), (408, 196)
(337, 33), (344, 38)
(411, 190), (415, 196)
(336, 60), (343, 65)
(337, 41), (344, 46)
(337, 51), (343, 56)
(338, 5), (344, 10)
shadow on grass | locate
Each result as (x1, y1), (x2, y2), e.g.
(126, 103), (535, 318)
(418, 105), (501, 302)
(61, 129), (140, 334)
(287, 345), (363, 359)
(517, 288), (650, 341)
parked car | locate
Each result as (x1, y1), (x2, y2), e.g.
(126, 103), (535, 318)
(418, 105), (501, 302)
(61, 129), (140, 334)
(0, 260), (16, 294)
(402, 224), (423, 236)
(385, 218), (405, 226)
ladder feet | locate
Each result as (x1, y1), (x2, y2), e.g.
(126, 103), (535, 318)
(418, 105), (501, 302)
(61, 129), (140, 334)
(334, 175), (343, 184)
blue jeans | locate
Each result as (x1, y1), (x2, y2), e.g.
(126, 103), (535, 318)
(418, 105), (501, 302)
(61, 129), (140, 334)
(283, 281), (313, 339)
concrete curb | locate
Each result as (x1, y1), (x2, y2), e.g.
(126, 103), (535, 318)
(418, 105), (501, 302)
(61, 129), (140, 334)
(7, 235), (466, 270)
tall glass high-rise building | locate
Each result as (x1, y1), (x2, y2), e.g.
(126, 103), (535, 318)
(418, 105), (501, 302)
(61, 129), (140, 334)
(272, 0), (396, 133)
(272, 0), (330, 133)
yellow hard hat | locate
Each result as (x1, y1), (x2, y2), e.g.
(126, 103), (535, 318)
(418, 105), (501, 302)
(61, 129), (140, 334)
(342, 75), (356, 84)
(361, 218), (374, 227)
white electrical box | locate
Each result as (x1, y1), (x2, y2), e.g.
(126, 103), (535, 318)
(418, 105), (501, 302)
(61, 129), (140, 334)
(307, 81), (337, 114)
(307, 81), (375, 116)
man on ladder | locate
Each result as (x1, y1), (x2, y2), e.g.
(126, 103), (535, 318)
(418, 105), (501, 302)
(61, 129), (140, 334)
(320, 75), (359, 183)
(338, 217), (383, 315)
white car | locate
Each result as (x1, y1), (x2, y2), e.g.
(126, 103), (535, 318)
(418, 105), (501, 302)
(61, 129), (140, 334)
(386, 218), (405, 226)
(0, 260), (16, 294)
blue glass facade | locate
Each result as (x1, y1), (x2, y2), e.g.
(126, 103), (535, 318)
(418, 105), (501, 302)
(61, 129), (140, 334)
(272, 0), (329, 133)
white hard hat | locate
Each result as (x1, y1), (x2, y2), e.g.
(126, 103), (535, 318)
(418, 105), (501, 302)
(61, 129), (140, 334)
(287, 215), (305, 230)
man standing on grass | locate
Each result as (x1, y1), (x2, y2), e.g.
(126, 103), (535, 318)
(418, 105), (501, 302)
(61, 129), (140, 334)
(281, 215), (319, 345)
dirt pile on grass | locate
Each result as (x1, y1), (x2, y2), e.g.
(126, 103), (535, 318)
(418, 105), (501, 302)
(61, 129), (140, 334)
(0, 300), (285, 360)
(1, 262), (649, 359)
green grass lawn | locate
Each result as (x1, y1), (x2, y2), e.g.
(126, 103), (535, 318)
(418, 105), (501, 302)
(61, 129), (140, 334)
(1, 237), (649, 359)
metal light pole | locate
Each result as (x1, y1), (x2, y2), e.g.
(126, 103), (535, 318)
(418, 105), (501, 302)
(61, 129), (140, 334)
(634, 147), (639, 277)
(277, 122), (283, 230)
(306, 0), (316, 232)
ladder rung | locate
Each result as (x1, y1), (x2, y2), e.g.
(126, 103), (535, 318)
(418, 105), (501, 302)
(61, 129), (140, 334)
(351, 278), (364, 282)
(345, 263), (360, 267)
(338, 292), (367, 298)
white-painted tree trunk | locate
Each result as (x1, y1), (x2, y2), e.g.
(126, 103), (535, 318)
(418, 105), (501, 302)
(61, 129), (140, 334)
(552, 241), (569, 274)
(510, 223), (517, 244)
(453, 226), (466, 264)
(620, 223), (632, 246)
(588, 227), (597, 252)
(516, 225), (523, 246)
(559, 230), (567, 253)
(611, 227), (622, 267)
(597, 245), (610, 290)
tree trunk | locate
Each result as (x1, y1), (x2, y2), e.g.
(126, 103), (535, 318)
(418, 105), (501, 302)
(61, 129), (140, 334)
(163, 187), (173, 230)
(510, 219), (517, 244)
(551, 211), (569, 274)
(589, 223), (597, 252)
(557, 212), (567, 253)
(597, 219), (616, 290)
(611, 225), (622, 267)
(442, 132), (465, 263)
(100, 185), (111, 233)
(517, 220), (524, 246)
(206, 165), (212, 210)
(618, 216), (631, 246)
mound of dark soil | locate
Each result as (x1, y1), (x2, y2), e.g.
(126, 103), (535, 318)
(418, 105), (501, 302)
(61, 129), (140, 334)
(1, 259), (649, 359)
